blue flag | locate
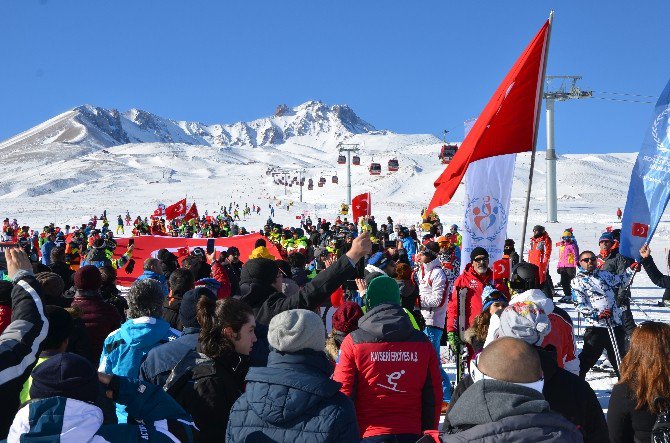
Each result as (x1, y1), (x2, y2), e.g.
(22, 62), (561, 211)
(620, 78), (670, 259)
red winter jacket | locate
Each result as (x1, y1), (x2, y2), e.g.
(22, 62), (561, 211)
(333, 304), (441, 438)
(529, 232), (552, 282)
(210, 262), (232, 299)
(447, 264), (506, 334)
(542, 306), (579, 375)
(0, 305), (11, 334)
(70, 294), (122, 363)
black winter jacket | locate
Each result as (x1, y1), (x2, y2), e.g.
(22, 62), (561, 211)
(444, 347), (608, 443)
(0, 272), (48, 439)
(170, 349), (249, 442)
(599, 248), (633, 304)
(240, 253), (356, 366)
(641, 255), (670, 301)
(607, 381), (657, 443)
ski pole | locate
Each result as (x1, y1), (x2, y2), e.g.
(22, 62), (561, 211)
(630, 298), (653, 321)
(605, 318), (622, 373)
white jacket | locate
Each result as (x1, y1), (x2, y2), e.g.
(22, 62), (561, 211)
(419, 257), (449, 328)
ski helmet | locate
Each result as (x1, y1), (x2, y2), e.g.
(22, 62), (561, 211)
(509, 262), (541, 292)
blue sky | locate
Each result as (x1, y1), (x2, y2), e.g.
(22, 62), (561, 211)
(1, 1), (668, 153)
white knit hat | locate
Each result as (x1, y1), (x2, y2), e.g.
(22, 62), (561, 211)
(498, 301), (551, 346)
(268, 309), (326, 353)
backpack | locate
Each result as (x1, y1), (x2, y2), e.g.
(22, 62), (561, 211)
(653, 397), (670, 443)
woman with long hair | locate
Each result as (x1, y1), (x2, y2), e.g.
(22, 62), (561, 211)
(464, 286), (507, 354)
(608, 321), (670, 442)
(177, 296), (256, 442)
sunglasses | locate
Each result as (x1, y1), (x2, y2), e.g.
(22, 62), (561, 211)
(473, 256), (489, 263)
(562, 237), (571, 241)
(580, 257), (597, 263)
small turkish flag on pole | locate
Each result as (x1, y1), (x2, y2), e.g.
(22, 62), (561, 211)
(493, 258), (511, 280)
(631, 222), (649, 238)
(165, 198), (187, 220)
(352, 192), (371, 223)
(183, 203), (199, 222)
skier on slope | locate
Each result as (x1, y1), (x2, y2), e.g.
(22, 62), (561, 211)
(556, 229), (579, 303)
(572, 249), (638, 379)
(528, 225), (552, 285)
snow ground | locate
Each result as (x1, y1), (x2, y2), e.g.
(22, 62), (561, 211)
(1, 130), (668, 420)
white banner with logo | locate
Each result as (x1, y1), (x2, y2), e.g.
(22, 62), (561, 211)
(460, 118), (516, 271)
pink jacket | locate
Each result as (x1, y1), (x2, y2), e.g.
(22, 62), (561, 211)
(557, 241), (579, 268)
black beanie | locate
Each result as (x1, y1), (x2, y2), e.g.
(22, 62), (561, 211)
(470, 247), (489, 262)
(43, 305), (74, 349)
(240, 258), (279, 287)
(423, 241), (440, 258)
(30, 352), (98, 403)
(179, 287), (216, 329)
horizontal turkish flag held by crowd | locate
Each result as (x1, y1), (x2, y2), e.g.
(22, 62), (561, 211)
(113, 233), (281, 286)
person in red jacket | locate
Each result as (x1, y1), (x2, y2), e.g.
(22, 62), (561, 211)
(69, 265), (122, 364)
(333, 275), (441, 441)
(0, 281), (11, 334)
(446, 247), (507, 356)
(528, 225), (552, 284)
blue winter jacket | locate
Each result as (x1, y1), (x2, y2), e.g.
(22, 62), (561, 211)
(40, 240), (56, 266)
(401, 237), (417, 262)
(99, 317), (180, 422)
(136, 270), (169, 297)
(139, 327), (199, 388)
(4, 376), (195, 442)
(226, 350), (360, 443)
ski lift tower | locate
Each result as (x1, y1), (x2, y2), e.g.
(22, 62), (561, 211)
(544, 76), (593, 222)
(272, 167), (307, 202)
(337, 143), (360, 206)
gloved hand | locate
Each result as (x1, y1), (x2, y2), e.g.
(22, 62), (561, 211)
(125, 259), (136, 275)
(598, 309), (612, 320)
(447, 332), (461, 352)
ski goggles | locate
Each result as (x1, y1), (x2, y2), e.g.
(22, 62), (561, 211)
(470, 353), (544, 394)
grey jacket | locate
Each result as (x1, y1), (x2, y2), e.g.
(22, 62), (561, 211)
(443, 379), (584, 442)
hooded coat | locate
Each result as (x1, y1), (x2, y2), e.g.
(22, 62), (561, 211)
(99, 317), (180, 422)
(443, 379), (583, 442)
(333, 304), (441, 438)
(226, 350), (359, 443)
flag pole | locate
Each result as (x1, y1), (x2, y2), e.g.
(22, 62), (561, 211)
(519, 10), (554, 261)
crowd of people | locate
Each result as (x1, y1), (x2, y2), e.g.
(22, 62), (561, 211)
(0, 207), (669, 443)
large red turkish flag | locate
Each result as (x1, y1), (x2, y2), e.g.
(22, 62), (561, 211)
(352, 192), (371, 223)
(165, 198), (187, 220)
(427, 20), (550, 214)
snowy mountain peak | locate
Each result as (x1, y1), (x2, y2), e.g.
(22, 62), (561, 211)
(0, 101), (377, 152)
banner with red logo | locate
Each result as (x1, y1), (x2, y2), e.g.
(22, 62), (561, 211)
(112, 234), (280, 286)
